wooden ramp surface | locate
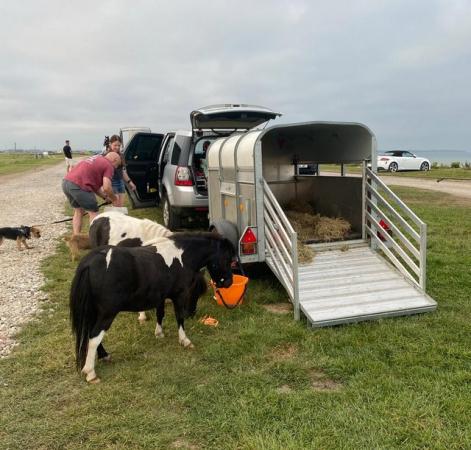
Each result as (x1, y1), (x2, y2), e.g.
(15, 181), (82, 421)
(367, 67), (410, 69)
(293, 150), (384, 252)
(298, 244), (437, 327)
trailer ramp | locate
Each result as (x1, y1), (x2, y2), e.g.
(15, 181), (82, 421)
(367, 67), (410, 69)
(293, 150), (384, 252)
(262, 173), (437, 328)
(298, 242), (436, 327)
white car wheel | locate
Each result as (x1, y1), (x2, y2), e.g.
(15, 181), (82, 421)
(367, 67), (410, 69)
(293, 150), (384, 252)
(420, 162), (429, 171)
(388, 162), (398, 172)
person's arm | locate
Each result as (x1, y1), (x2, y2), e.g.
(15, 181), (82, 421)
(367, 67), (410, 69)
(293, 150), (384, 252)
(101, 177), (117, 203)
(120, 156), (136, 191)
(122, 167), (136, 191)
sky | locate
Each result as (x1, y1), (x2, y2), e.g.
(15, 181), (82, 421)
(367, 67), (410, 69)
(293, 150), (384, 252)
(0, 0), (470, 151)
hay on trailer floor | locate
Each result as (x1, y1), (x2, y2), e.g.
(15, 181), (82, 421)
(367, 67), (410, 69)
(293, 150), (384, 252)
(297, 242), (315, 264)
(285, 200), (352, 264)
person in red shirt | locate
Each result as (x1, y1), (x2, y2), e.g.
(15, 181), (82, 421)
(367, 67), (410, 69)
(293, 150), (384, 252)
(62, 152), (121, 235)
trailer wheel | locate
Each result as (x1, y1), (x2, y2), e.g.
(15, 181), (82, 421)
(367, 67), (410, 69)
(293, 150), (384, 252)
(162, 195), (180, 230)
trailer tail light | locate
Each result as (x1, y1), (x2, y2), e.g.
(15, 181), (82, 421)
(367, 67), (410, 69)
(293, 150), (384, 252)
(174, 166), (194, 186)
(240, 227), (257, 255)
(377, 219), (392, 242)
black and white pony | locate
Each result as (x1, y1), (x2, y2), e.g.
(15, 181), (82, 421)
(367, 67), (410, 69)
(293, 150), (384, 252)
(89, 211), (173, 248)
(89, 211), (174, 323)
(70, 232), (235, 383)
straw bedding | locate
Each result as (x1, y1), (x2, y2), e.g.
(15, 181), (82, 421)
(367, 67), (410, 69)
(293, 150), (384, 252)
(285, 200), (351, 264)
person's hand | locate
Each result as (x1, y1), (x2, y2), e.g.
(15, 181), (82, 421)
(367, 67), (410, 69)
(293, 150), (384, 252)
(128, 181), (137, 191)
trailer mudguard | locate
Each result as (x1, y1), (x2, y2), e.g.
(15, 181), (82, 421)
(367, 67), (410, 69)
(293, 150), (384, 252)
(209, 220), (239, 253)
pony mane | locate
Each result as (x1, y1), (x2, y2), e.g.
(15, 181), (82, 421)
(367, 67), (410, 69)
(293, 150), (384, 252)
(171, 231), (235, 255)
(171, 231), (225, 241)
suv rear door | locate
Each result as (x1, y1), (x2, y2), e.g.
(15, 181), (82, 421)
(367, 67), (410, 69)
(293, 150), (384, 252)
(124, 132), (164, 207)
(190, 104), (281, 131)
(189, 105), (281, 196)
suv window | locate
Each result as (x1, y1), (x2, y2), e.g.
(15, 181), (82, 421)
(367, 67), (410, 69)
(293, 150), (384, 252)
(194, 137), (216, 158)
(161, 136), (174, 164)
(125, 134), (163, 161)
(171, 142), (182, 165)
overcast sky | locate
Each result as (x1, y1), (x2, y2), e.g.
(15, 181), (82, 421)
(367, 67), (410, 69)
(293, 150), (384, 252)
(1, 0), (470, 150)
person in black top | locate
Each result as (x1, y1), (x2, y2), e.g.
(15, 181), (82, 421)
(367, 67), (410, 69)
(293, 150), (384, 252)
(63, 140), (73, 173)
(102, 135), (136, 206)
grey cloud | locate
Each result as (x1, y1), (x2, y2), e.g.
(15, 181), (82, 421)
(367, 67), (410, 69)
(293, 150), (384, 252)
(0, 0), (470, 150)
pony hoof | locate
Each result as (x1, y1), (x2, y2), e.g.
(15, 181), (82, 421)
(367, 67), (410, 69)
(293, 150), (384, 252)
(155, 332), (165, 339)
(87, 377), (101, 384)
(180, 339), (194, 348)
(100, 355), (112, 363)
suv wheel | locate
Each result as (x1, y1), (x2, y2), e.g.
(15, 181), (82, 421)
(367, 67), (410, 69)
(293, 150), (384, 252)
(162, 195), (180, 231)
(388, 162), (398, 172)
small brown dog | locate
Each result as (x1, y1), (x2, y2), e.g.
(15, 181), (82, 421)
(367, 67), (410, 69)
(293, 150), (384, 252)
(0, 225), (41, 251)
(64, 234), (91, 261)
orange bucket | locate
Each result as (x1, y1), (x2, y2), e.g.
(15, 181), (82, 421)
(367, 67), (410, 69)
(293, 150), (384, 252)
(211, 274), (249, 309)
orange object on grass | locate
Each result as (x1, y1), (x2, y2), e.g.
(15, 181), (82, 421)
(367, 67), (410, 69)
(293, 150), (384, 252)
(199, 315), (219, 327)
(210, 274), (249, 309)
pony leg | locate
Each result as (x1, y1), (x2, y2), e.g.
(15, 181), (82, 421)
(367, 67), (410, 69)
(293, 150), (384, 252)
(97, 343), (111, 362)
(137, 311), (148, 323)
(173, 299), (193, 348)
(81, 330), (105, 383)
(155, 302), (165, 338)
(178, 322), (193, 348)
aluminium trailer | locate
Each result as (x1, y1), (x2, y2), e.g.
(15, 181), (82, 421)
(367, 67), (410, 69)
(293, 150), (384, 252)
(207, 121), (436, 327)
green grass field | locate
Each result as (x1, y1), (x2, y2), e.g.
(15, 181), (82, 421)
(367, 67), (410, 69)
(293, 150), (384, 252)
(320, 163), (471, 180)
(0, 152), (63, 176)
(1, 188), (470, 449)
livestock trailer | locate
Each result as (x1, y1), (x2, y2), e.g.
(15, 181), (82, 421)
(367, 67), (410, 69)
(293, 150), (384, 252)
(207, 121), (437, 327)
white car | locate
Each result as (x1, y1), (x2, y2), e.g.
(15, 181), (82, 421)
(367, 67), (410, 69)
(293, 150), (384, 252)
(378, 151), (431, 172)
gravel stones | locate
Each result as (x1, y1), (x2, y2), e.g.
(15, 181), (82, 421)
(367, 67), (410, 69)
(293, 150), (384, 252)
(0, 164), (67, 357)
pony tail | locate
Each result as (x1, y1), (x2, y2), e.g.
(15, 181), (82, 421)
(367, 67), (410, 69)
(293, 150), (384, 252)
(70, 264), (97, 371)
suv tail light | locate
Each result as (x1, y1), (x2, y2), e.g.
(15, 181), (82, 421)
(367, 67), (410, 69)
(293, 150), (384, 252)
(174, 166), (194, 186)
(240, 227), (257, 255)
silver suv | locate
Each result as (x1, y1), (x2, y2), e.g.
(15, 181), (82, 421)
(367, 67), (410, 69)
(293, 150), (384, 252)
(125, 104), (280, 230)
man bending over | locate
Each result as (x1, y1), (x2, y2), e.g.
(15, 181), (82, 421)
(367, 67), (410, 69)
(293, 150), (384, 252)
(62, 152), (121, 234)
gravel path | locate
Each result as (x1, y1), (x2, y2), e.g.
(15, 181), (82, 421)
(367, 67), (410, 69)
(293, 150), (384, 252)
(0, 163), (67, 357)
(380, 175), (471, 199)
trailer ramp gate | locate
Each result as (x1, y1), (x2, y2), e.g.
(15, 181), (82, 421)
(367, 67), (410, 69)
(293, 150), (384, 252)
(263, 175), (437, 328)
(298, 243), (436, 327)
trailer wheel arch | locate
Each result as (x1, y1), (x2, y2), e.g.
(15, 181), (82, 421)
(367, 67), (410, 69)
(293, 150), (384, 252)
(209, 220), (239, 253)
